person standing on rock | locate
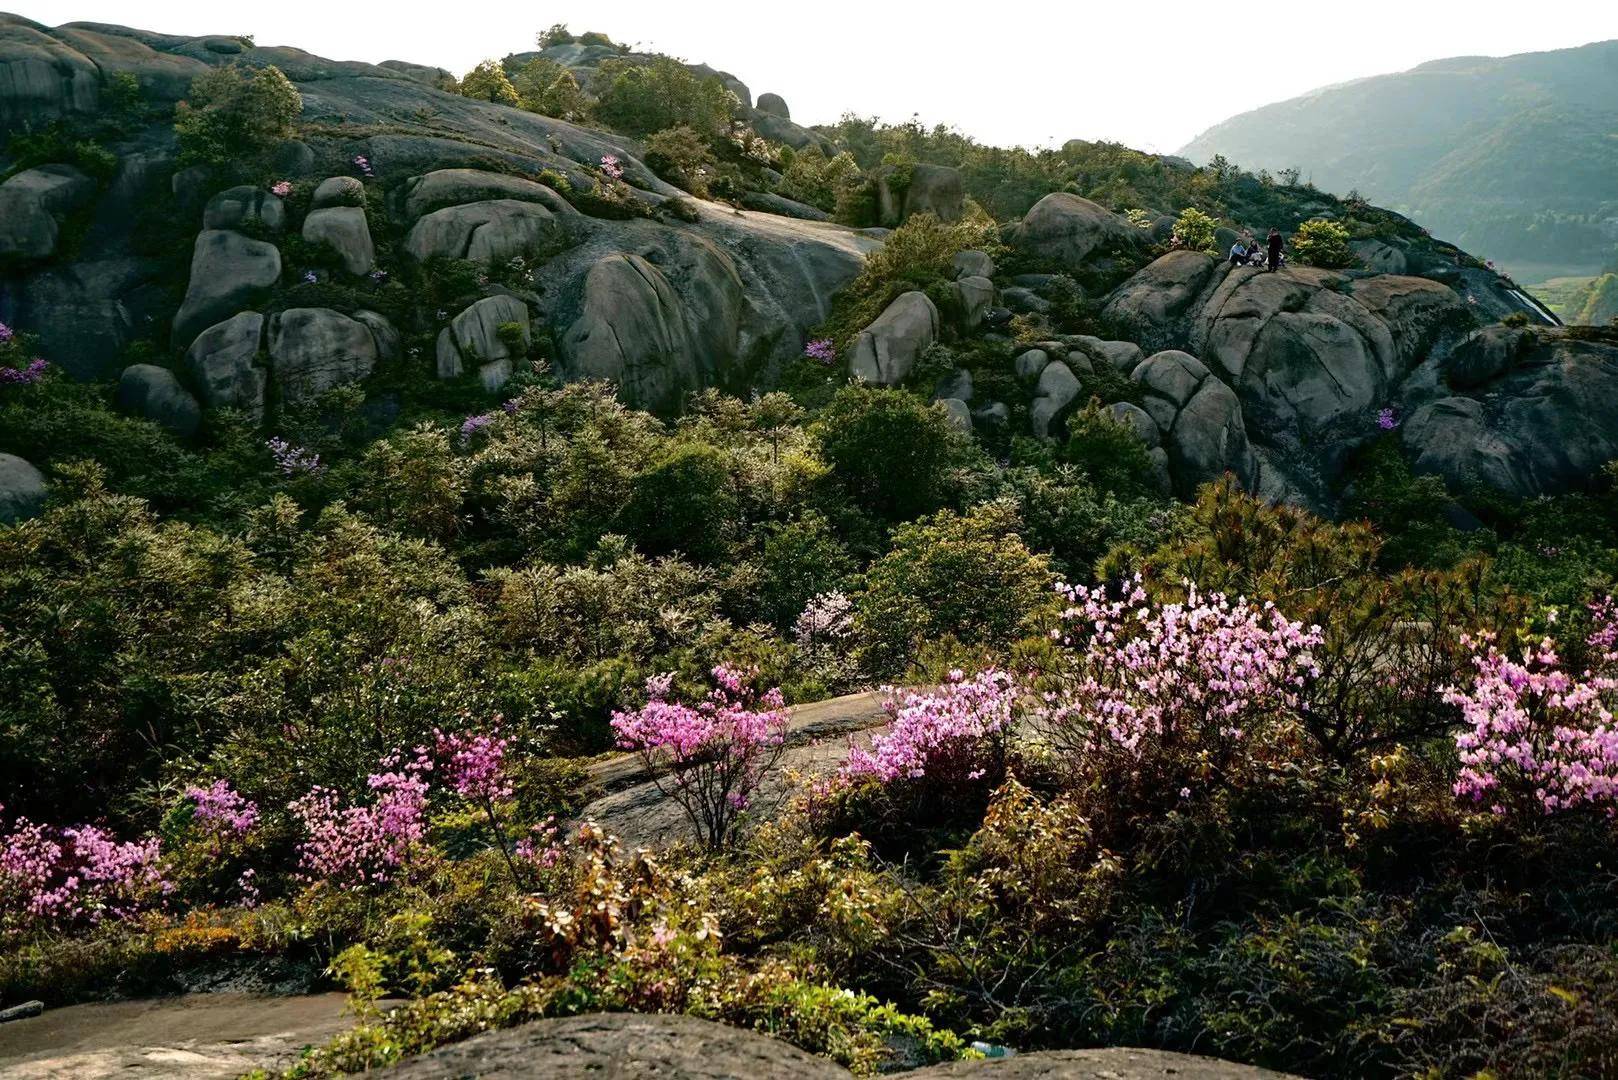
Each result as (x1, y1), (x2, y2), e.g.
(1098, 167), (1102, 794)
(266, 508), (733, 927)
(1267, 227), (1284, 272)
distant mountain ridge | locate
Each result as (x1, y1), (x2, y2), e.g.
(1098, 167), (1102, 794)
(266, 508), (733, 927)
(1179, 40), (1618, 278)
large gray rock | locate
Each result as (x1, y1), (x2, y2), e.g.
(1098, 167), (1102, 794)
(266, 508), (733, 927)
(404, 198), (566, 263)
(202, 185), (286, 233)
(755, 92), (790, 118)
(184, 311), (267, 419)
(0, 453), (47, 525)
(437, 294), (530, 391)
(1444, 324), (1533, 389)
(1131, 350), (1259, 496)
(382, 1012), (1298, 1079)
(1071, 335), (1143, 374)
(847, 291), (939, 386)
(384, 1012), (847, 1080)
(172, 230), (282, 346)
(938, 397), (974, 433)
(1401, 329), (1618, 498)
(953, 249), (996, 280)
(0, 164), (95, 261)
(1009, 192), (1139, 268)
(949, 275), (995, 331)
(1109, 400), (1160, 448)
(310, 175), (365, 209)
(876, 163), (964, 227)
(265, 307), (385, 404)
(557, 249), (740, 413)
(1030, 359), (1082, 439)
(1015, 349), (1051, 382)
(0, 19), (96, 129)
(2, 256), (163, 380)
(302, 205), (375, 275)
(1101, 251), (1221, 353)
(115, 364), (201, 437)
(398, 169), (573, 221)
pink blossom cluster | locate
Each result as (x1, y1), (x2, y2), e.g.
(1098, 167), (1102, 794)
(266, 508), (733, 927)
(1446, 632), (1618, 815)
(0, 320), (12, 344)
(599, 154), (624, 181)
(287, 749), (431, 888)
(840, 669), (1018, 785)
(0, 357), (48, 386)
(269, 179), (292, 197)
(514, 816), (563, 869)
(185, 779), (259, 836)
(353, 154), (375, 178)
(611, 666), (789, 847)
(803, 338), (836, 365)
(435, 727), (513, 803)
(1038, 578), (1322, 760)
(794, 590), (853, 650)
(1, 807), (167, 931)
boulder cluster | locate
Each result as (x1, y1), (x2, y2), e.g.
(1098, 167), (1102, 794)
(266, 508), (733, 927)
(1, 12), (1612, 526)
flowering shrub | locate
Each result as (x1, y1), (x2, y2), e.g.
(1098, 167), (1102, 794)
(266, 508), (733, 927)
(267, 436), (321, 475)
(1376, 407), (1399, 430)
(437, 726), (523, 882)
(611, 666), (789, 849)
(1446, 607), (1618, 816)
(841, 669), (1018, 786)
(185, 779), (259, 839)
(354, 154), (375, 179)
(288, 749), (432, 888)
(1, 807), (167, 933)
(794, 590), (854, 650)
(459, 412), (495, 446)
(803, 338), (837, 365)
(599, 154), (624, 181)
(1035, 577), (1322, 798)
(270, 179), (292, 197)
(0, 357), (48, 386)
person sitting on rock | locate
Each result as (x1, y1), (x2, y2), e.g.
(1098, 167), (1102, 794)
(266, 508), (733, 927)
(1267, 227), (1284, 272)
(1229, 239), (1250, 267)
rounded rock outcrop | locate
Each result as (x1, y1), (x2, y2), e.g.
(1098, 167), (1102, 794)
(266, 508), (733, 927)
(0, 453), (48, 525)
(172, 230), (282, 346)
(115, 364), (202, 437)
(847, 291), (940, 386)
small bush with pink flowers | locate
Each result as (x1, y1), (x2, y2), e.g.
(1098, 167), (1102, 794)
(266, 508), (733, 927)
(611, 665), (789, 849)
(1445, 597), (1618, 817)
(0, 806), (169, 936)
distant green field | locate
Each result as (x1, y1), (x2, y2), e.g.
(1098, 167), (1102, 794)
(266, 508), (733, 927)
(1523, 275), (1597, 318)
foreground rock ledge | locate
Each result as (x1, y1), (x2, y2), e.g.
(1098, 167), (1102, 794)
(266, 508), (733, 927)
(383, 1012), (1300, 1078)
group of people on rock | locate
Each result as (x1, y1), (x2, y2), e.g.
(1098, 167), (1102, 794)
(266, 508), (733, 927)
(1229, 228), (1285, 272)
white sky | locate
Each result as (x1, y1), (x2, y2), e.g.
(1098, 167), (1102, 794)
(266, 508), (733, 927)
(14, 1), (1618, 153)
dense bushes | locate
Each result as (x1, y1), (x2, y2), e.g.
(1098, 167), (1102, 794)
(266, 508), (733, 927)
(594, 56), (739, 140)
(174, 64), (301, 168)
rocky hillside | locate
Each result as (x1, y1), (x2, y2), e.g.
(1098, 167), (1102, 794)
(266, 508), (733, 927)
(1, 12), (1614, 524)
(1179, 40), (1618, 277)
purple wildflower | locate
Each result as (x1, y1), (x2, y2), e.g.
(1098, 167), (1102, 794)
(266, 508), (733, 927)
(803, 338), (836, 365)
(599, 154), (624, 181)
(0, 358), (48, 386)
(1376, 407), (1398, 431)
(460, 413), (494, 446)
(267, 437), (322, 475)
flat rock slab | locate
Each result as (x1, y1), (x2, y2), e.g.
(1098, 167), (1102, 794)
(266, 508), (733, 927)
(0, 992), (367, 1080)
(912, 1046), (1300, 1078)
(382, 1013), (1301, 1079)
(386, 1012), (848, 1079)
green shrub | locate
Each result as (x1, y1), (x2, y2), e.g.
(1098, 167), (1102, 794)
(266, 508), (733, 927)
(644, 125), (716, 196)
(174, 64), (302, 168)
(511, 58), (589, 122)
(1171, 207), (1219, 255)
(616, 442), (739, 562)
(811, 383), (972, 522)
(1060, 400), (1162, 496)
(594, 56), (739, 139)
(1292, 218), (1356, 269)
(824, 210), (1001, 349)
(854, 501), (1053, 677)
(776, 147), (864, 213)
(455, 59), (520, 107)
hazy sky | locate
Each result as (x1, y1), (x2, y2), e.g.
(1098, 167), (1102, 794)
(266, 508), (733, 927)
(14, 1), (1618, 152)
